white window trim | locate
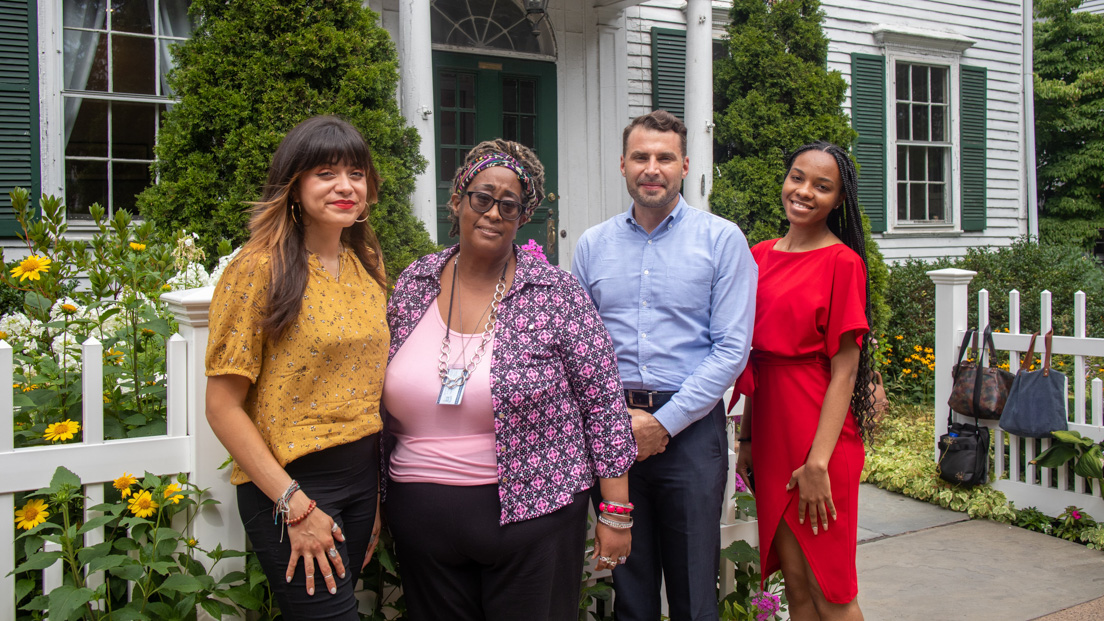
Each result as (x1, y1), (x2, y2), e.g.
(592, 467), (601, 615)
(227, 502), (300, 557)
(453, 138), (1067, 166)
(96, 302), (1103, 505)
(877, 27), (975, 235)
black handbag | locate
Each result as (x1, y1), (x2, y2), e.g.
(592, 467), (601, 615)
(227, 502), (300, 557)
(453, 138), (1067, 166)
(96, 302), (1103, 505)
(937, 410), (990, 487)
(999, 330), (1069, 438)
(948, 326), (1015, 420)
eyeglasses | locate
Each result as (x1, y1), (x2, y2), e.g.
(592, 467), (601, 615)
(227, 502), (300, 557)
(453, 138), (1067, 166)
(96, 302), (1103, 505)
(465, 191), (524, 221)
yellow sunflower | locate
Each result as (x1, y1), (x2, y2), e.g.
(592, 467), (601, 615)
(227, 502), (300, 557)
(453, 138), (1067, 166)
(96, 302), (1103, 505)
(0, 330), (8, 339)
(129, 242), (146, 251)
(43, 419), (80, 442)
(60, 303), (78, 314)
(14, 498), (49, 530)
(127, 490), (158, 518)
(10, 255), (51, 282)
(163, 483), (184, 505)
(113, 472), (138, 498)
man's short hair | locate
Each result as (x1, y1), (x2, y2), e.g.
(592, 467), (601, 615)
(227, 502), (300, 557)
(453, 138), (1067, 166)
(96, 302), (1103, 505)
(622, 110), (688, 158)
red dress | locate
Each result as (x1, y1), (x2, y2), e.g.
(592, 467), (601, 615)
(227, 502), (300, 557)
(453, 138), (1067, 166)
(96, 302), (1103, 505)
(739, 239), (868, 604)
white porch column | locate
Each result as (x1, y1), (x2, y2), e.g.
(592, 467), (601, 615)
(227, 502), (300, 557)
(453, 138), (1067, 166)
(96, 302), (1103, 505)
(927, 268), (976, 459)
(161, 287), (246, 585)
(399, 0), (438, 241)
(683, 0), (713, 210)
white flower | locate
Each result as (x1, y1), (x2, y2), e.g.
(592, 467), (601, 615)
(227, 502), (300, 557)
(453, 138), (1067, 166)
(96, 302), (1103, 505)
(205, 248), (241, 287)
(50, 334), (81, 371)
(167, 262), (210, 291)
(0, 313), (45, 343)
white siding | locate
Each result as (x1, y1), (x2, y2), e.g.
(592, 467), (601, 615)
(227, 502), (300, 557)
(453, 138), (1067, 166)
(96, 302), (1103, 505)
(1076, 0), (1104, 14)
(628, 0), (1030, 263)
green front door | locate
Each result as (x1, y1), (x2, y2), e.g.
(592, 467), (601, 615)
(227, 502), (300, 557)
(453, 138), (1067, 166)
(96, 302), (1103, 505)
(433, 51), (559, 264)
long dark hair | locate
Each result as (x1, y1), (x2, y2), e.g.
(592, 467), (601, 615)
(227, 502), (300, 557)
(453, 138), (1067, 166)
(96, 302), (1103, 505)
(785, 141), (876, 442)
(240, 115), (387, 342)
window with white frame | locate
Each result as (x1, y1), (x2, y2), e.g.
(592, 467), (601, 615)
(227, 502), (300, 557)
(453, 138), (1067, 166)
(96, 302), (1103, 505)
(894, 61), (951, 225)
(61, 0), (192, 219)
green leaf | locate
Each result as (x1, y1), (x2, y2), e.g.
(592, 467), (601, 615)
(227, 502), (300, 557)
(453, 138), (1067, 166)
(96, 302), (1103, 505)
(33, 466), (82, 496)
(15, 578), (34, 602)
(225, 583), (264, 609)
(199, 597), (237, 618)
(160, 573), (204, 593)
(11, 551), (63, 574)
(1074, 445), (1104, 480)
(77, 541), (114, 566)
(109, 561), (145, 582)
(20, 594), (49, 611)
(78, 514), (118, 535)
(47, 585), (95, 621)
(146, 560), (176, 575)
(144, 602), (175, 619)
(114, 537), (140, 551)
(1051, 430), (1091, 446)
(1033, 444), (1078, 468)
(86, 554), (130, 574)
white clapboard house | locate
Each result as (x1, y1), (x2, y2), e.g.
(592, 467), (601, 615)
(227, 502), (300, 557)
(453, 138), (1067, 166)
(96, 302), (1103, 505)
(2, 0), (1040, 264)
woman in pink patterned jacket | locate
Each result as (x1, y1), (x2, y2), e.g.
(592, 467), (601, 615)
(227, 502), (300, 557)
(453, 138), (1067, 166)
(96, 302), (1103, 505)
(381, 139), (636, 620)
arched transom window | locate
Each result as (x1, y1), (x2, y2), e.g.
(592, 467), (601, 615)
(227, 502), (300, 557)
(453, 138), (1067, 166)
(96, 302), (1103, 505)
(430, 0), (555, 58)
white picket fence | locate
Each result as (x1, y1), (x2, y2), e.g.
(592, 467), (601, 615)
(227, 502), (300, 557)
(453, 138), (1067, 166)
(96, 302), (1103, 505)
(2, 286), (757, 619)
(929, 269), (1104, 518)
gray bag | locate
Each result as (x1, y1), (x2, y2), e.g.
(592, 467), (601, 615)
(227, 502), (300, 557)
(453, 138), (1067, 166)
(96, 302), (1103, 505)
(999, 330), (1068, 439)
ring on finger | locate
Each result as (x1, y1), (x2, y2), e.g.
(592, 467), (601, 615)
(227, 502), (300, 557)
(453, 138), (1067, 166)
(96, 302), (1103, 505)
(597, 556), (612, 563)
(306, 574), (314, 579)
(618, 556), (627, 564)
(322, 572), (333, 579)
(331, 523), (339, 533)
(327, 547), (338, 558)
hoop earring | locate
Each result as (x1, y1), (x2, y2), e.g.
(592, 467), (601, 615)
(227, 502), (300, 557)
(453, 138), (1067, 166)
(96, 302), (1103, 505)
(354, 209), (369, 224)
(290, 202), (301, 224)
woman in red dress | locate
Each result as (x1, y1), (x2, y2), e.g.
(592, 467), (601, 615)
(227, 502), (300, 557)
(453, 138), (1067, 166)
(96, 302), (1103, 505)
(734, 142), (875, 620)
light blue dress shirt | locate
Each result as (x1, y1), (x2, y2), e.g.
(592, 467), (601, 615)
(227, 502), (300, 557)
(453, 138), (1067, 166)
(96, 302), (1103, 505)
(572, 196), (757, 436)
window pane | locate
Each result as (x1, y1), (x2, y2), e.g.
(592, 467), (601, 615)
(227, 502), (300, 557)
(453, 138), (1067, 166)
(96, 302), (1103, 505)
(440, 110), (456, 144)
(909, 184), (926, 220)
(113, 161), (151, 213)
(912, 66), (928, 102)
(896, 103), (910, 141)
(64, 0), (107, 28)
(461, 112), (474, 145)
(503, 78), (517, 113)
(65, 30), (108, 91)
(440, 148), (456, 182)
(458, 74), (475, 109)
(440, 73), (456, 108)
(912, 105), (929, 142)
(931, 67), (946, 103)
(66, 98), (108, 157)
(110, 0), (153, 34)
(908, 146), (926, 181)
(931, 105), (946, 142)
(896, 63), (909, 100)
(897, 145), (908, 181)
(928, 183), (945, 220)
(65, 159), (108, 218)
(503, 116), (518, 142)
(928, 148), (944, 182)
(112, 34), (156, 94)
(520, 116), (535, 149)
(520, 80), (535, 113)
(897, 183), (908, 219)
(112, 102), (156, 159)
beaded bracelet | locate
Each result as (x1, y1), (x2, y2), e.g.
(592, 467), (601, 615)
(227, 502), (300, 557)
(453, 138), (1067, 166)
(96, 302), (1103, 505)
(599, 500), (634, 515)
(286, 499), (317, 527)
(273, 480), (301, 525)
(597, 513), (633, 529)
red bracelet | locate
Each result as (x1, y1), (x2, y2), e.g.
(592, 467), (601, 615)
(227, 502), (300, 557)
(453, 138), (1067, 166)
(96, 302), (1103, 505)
(599, 500), (634, 515)
(286, 499), (316, 526)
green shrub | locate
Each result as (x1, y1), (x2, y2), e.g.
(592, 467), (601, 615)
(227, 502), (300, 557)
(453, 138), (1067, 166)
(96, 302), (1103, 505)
(137, 0), (437, 276)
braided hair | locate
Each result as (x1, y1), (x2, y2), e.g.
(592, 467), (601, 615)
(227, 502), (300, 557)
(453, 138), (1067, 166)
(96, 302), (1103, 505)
(784, 141), (876, 443)
(446, 139), (547, 238)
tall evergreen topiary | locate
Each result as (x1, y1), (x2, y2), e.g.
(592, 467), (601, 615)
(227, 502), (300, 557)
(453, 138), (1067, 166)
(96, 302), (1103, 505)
(712, 0), (889, 335)
(137, 0), (436, 274)
(1033, 0), (1104, 250)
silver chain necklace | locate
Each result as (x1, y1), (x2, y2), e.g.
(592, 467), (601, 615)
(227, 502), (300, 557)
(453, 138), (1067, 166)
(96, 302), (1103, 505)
(438, 256), (507, 388)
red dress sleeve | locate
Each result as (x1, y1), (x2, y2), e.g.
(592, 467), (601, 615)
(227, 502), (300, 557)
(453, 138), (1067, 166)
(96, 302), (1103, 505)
(824, 248), (869, 360)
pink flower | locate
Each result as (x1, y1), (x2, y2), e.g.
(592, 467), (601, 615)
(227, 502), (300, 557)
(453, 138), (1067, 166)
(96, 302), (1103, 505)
(734, 473), (748, 493)
(1072, 510), (1082, 520)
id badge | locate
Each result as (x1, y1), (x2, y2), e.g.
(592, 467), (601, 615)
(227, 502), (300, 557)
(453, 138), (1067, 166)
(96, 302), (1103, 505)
(437, 368), (466, 406)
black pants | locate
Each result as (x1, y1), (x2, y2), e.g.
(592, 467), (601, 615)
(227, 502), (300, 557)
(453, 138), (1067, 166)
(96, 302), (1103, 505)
(384, 482), (589, 621)
(612, 401), (728, 621)
(237, 436), (379, 621)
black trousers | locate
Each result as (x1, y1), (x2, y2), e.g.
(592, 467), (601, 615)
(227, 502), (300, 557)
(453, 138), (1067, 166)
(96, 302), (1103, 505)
(237, 436), (379, 621)
(612, 401), (728, 621)
(384, 482), (589, 621)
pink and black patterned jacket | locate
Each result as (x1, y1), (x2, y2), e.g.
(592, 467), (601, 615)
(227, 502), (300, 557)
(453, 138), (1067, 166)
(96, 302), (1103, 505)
(385, 245), (636, 525)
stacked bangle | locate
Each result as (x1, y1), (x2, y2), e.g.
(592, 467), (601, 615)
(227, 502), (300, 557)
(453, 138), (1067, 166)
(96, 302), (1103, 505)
(737, 437), (752, 443)
(273, 480), (301, 525)
(286, 499), (317, 526)
(598, 500), (634, 515)
(597, 513), (633, 529)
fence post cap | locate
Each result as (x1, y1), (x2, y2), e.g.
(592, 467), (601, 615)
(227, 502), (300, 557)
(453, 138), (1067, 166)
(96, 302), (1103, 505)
(161, 287), (215, 328)
(926, 268), (977, 285)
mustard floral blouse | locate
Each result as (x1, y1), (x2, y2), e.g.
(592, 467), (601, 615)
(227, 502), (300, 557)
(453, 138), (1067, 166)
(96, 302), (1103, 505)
(205, 248), (389, 485)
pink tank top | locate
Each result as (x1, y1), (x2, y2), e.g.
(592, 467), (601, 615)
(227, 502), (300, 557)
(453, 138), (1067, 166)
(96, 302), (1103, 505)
(382, 298), (498, 485)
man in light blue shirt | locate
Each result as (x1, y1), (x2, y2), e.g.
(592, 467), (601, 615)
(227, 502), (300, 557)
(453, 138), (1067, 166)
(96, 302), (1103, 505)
(572, 110), (756, 621)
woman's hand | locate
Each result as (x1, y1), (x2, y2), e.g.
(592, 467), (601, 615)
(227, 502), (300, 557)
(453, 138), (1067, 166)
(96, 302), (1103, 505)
(285, 500), (346, 596)
(786, 463), (836, 535)
(362, 506), (382, 570)
(734, 443), (753, 495)
(592, 522), (631, 572)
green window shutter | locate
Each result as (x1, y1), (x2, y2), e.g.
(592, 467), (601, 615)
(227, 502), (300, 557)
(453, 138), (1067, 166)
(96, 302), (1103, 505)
(651, 27), (685, 120)
(850, 53), (887, 233)
(0, 0), (39, 236)
(960, 65), (987, 232)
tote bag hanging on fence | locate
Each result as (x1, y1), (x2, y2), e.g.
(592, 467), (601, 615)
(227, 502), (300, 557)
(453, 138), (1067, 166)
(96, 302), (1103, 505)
(948, 326), (1015, 420)
(999, 330), (1068, 439)
(937, 410), (990, 487)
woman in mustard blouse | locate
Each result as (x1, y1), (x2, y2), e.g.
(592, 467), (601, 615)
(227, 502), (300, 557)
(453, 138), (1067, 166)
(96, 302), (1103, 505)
(205, 116), (389, 619)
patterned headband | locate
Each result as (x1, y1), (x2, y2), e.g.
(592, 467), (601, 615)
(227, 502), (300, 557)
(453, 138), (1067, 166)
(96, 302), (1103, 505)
(453, 152), (535, 213)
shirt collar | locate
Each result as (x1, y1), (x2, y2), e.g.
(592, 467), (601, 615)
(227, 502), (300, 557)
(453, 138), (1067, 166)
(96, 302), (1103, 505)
(622, 194), (687, 233)
(405, 244), (557, 288)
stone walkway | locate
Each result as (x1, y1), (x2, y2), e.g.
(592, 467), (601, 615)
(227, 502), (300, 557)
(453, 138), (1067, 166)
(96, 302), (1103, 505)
(856, 484), (1104, 620)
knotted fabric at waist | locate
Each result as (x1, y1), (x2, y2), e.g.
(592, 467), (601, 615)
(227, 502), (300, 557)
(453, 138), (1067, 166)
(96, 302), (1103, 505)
(751, 350), (830, 368)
